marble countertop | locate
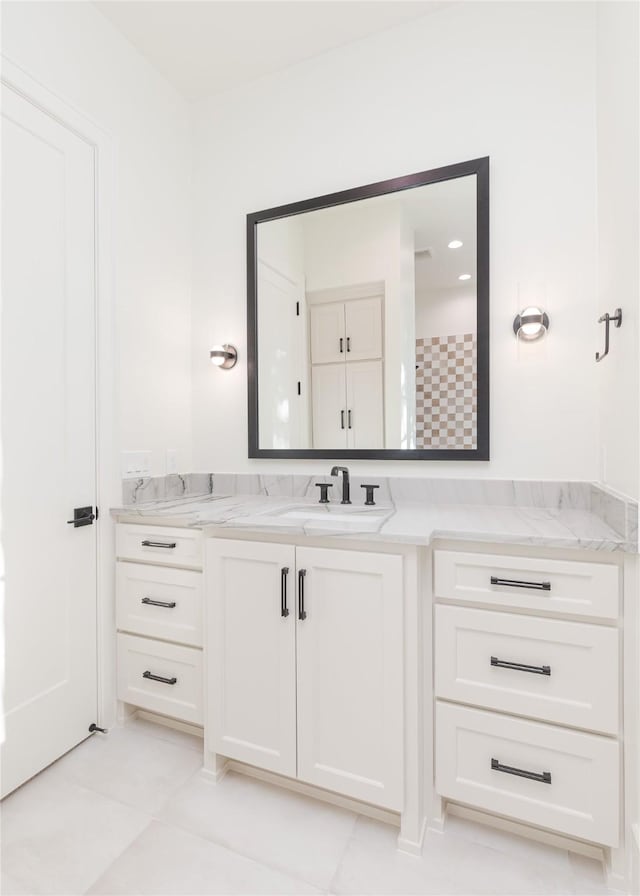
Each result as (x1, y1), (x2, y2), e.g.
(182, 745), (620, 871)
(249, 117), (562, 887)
(111, 492), (635, 552)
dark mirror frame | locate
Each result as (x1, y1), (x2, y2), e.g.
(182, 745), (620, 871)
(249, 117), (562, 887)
(247, 156), (489, 460)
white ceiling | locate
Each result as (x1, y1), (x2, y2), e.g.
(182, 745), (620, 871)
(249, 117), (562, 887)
(94, 1), (445, 101)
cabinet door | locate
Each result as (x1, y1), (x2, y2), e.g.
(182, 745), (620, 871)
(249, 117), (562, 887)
(309, 302), (345, 364)
(346, 360), (384, 449)
(311, 363), (347, 449)
(344, 296), (382, 361)
(295, 547), (403, 810)
(206, 539), (296, 776)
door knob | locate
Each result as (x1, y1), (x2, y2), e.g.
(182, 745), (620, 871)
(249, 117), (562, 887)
(67, 506), (96, 527)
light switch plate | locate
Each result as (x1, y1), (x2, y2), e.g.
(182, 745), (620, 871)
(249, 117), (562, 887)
(122, 451), (151, 479)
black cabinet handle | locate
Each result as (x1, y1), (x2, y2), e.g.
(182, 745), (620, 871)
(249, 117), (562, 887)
(298, 569), (307, 620)
(491, 758), (551, 784)
(491, 656), (551, 676)
(340, 410), (345, 430)
(142, 670), (177, 685)
(141, 597), (176, 609)
(348, 409), (352, 429)
(339, 337), (344, 353)
(491, 576), (550, 591)
(346, 336), (351, 352)
(141, 540), (177, 549)
(281, 567), (290, 617)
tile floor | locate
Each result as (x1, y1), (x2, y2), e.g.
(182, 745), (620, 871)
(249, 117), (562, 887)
(1, 719), (615, 895)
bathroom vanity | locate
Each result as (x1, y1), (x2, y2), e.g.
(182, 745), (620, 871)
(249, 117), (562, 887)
(113, 480), (636, 880)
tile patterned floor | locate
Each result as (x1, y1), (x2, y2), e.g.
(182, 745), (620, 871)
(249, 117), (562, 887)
(1, 719), (614, 895)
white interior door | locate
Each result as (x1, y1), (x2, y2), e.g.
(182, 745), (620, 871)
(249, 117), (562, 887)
(346, 360), (384, 449)
(257, 262), (308, 448)
(1, 83), (98, 798)
(311, 363), (347, 449)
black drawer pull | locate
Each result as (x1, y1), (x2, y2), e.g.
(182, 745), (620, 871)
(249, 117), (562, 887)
(141, 597), (176, 609)
(281, 567), (290, 617)
(491, 656), (550, 676)
(298, 569), (307, 620)
(491, 576), (551, 591)
(491, 758), (551, 784)
(141, 540), (177, 549)
(143, 670), (177, 685)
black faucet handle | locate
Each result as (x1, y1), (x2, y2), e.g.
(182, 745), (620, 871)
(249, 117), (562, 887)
(361, 484), (380, 506)
(315, 483), (333, 504)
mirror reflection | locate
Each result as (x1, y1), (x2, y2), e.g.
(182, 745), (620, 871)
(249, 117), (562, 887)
(256, 174), (477, 452)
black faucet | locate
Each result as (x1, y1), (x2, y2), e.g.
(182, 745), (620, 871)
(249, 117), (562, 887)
(330, 466), (351, 504)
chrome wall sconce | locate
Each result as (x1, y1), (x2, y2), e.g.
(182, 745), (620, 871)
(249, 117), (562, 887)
(595, 308), (622, 362)
(513, 306), (550, 342)
(210, 344), (238, 369)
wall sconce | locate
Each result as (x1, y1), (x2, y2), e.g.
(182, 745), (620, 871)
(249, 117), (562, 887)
(513, 307), (549, 342)
(209, 344), (238, 369)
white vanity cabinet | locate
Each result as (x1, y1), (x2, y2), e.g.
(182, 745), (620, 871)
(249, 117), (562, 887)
(115, 523), (204, 725)
(206, 538), (404, 811)
(433, 547), (622, 848)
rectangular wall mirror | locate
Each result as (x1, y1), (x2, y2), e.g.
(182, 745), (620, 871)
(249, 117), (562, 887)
(247, 157), (489, 460)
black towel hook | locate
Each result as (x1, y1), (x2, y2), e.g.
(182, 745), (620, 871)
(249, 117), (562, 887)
(596, 308), (622, 362)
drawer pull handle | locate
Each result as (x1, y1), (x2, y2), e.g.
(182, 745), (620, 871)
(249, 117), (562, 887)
(298, 569), (307, 620)
(143, 670), (177, 685)
(141, 597), (176, 609)
(281, 567), (290, 617)
(491, 576), (551, 591)
(491, 758), (551, 784)
(491, 656), (551, 676)
(141, 540), (177, 549)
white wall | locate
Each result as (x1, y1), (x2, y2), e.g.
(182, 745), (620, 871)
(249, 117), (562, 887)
(2, 1), (193, 478)
(595, 1), (640, 502)
(416, 285), (477, 341)
(191, 1), (600, 478)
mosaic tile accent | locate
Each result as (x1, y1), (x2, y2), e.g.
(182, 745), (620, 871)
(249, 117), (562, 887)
(416, 333), (477, 449)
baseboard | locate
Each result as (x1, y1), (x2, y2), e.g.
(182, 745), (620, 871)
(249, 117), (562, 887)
(133, 708), (204, 740)
(222, 757), (401, 828)
(445, 802), (605, 862)
(397, 816), (427, 856)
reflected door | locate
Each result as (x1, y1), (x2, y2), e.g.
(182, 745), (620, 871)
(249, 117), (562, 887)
(1, 84), (98, 796)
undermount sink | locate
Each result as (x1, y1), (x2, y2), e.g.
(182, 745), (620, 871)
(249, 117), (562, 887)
(273, 504), (391, 525)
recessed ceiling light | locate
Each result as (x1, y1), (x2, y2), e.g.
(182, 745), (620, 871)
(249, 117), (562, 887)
(448, 240), (463, 249)
(458, 273), (471, 281)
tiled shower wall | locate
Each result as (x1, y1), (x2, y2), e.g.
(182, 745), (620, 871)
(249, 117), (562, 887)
(415, 334), (477, 449)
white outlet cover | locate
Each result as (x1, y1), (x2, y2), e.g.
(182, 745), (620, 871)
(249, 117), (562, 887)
(166, 449), (178, 474)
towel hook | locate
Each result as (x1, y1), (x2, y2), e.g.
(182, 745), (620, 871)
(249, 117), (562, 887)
(595, 308), (622, 362)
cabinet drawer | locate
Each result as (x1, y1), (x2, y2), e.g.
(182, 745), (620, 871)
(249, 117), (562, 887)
(434, 550), (619, 621)
(117, 633), (203, 725)
(435, 605), (619, 734)
(436, 702), (619, 846)
(116, 524), (202, 568)
(116, 562), (202, 647)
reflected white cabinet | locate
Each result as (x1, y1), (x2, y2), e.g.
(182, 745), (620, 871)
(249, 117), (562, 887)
(312, 360), (384, 449)
(309, 296), (382, 365)
(206, 538), (404, 810)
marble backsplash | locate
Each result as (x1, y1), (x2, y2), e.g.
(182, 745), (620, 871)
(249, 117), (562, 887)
(122, 472), (638, 545)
